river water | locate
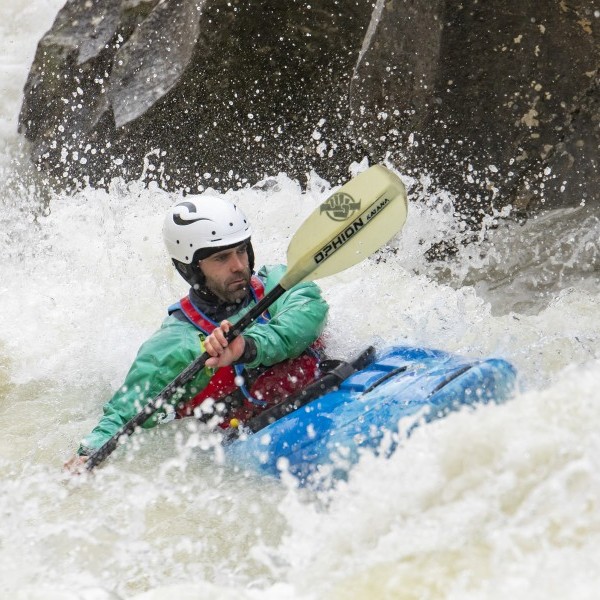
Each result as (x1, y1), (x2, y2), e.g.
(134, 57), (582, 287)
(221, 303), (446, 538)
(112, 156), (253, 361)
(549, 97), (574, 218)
(1, 2), (599, 599)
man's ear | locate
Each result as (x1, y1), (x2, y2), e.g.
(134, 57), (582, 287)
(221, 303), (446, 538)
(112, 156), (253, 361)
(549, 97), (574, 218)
(246, 240), (255, 273)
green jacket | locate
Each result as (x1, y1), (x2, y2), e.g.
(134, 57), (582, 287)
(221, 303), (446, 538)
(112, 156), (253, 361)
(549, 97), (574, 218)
(78, 264), (328, 454)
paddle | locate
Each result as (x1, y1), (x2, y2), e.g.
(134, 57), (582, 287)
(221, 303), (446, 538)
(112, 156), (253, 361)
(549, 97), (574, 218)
(85, 164), (408, 470)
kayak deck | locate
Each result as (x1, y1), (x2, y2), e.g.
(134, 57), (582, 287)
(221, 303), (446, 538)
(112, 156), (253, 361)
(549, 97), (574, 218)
(224, 346), (517, 486)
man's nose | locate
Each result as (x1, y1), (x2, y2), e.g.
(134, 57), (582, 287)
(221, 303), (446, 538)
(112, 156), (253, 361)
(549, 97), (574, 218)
(229, 252), (246, 270)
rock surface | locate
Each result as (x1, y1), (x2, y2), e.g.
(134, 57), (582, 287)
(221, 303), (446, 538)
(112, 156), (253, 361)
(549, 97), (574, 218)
(354, 0), (599, 217)
(19, 0), (599, 217)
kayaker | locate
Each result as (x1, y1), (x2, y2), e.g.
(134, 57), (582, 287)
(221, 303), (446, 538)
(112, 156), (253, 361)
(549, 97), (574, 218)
(64, 196), (328, 472)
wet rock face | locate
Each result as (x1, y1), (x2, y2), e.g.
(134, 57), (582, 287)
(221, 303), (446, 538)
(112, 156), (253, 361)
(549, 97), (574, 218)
(20, 0), (599, 216)
(20, 0), (372, 191)
(354, 0), (599, 216)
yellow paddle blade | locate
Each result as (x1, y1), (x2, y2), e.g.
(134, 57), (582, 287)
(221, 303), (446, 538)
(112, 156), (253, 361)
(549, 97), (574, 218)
(279, 164), (408, 289)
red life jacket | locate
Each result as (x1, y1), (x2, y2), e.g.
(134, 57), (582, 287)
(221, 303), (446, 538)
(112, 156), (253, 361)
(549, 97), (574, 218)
(169, 276), (323, 427)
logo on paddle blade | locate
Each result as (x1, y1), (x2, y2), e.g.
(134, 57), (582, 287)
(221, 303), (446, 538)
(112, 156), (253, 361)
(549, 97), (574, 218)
(320, 193), (361, 221)
(313, 195), (392, 265)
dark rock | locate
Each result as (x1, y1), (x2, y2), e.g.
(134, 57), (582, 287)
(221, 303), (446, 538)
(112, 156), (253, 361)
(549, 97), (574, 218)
(20, 0), (372, 191)
(354, 0), (599, 217)
(109, 0), (201, 128)
(19, 0), (599, 219)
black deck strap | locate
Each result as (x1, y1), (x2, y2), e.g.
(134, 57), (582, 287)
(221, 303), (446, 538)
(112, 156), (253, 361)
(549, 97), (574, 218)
(230, 346), (377, 437)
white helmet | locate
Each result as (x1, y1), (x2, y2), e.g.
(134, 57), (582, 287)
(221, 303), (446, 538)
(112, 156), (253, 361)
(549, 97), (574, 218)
(163, 196), (251, 264)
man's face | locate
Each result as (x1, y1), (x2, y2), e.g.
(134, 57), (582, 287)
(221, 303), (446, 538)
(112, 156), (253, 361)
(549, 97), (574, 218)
(198, 243), (251, 303)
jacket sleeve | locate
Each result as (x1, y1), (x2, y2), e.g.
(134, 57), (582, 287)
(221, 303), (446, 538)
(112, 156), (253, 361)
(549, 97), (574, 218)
(241, 264), (329, 369)
(78, 317), (212, 454)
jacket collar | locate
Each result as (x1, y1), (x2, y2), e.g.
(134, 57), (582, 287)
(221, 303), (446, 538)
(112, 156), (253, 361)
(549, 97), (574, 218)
(189, 285), (252, 323)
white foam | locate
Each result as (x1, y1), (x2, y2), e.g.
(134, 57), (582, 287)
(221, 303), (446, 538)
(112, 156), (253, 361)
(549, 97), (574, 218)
(1, 0), (600, 598)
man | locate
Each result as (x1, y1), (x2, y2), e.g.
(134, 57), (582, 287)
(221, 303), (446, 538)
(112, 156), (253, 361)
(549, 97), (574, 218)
(65, 196), (328, 472)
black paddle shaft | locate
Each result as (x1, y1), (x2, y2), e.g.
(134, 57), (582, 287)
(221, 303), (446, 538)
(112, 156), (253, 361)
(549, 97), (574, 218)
(85, 283), (287, 470)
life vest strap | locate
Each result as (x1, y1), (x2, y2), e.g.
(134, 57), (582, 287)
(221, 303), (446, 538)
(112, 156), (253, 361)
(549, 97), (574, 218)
(174, 275), (269, 335)
(171, 276), (270, 407)
(168, 275), (323, 420)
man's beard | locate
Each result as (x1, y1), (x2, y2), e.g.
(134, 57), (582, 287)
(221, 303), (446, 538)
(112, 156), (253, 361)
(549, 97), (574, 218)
(204, 268), (252, 304)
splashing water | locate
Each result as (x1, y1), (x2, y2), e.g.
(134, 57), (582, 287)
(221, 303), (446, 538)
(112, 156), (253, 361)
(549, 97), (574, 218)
(1, 2), (599, 599)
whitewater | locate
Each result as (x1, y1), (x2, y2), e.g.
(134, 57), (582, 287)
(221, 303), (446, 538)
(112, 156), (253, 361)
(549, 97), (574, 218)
(1, 2), (599, 599)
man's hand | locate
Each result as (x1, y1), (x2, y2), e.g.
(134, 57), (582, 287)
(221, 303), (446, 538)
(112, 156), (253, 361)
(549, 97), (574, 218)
(204, 320), (246, 368)
(63, 454), (89, 474)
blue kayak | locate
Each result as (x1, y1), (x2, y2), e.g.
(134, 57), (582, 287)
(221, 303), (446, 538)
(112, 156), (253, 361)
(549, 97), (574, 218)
(223, 345), (517, 487)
